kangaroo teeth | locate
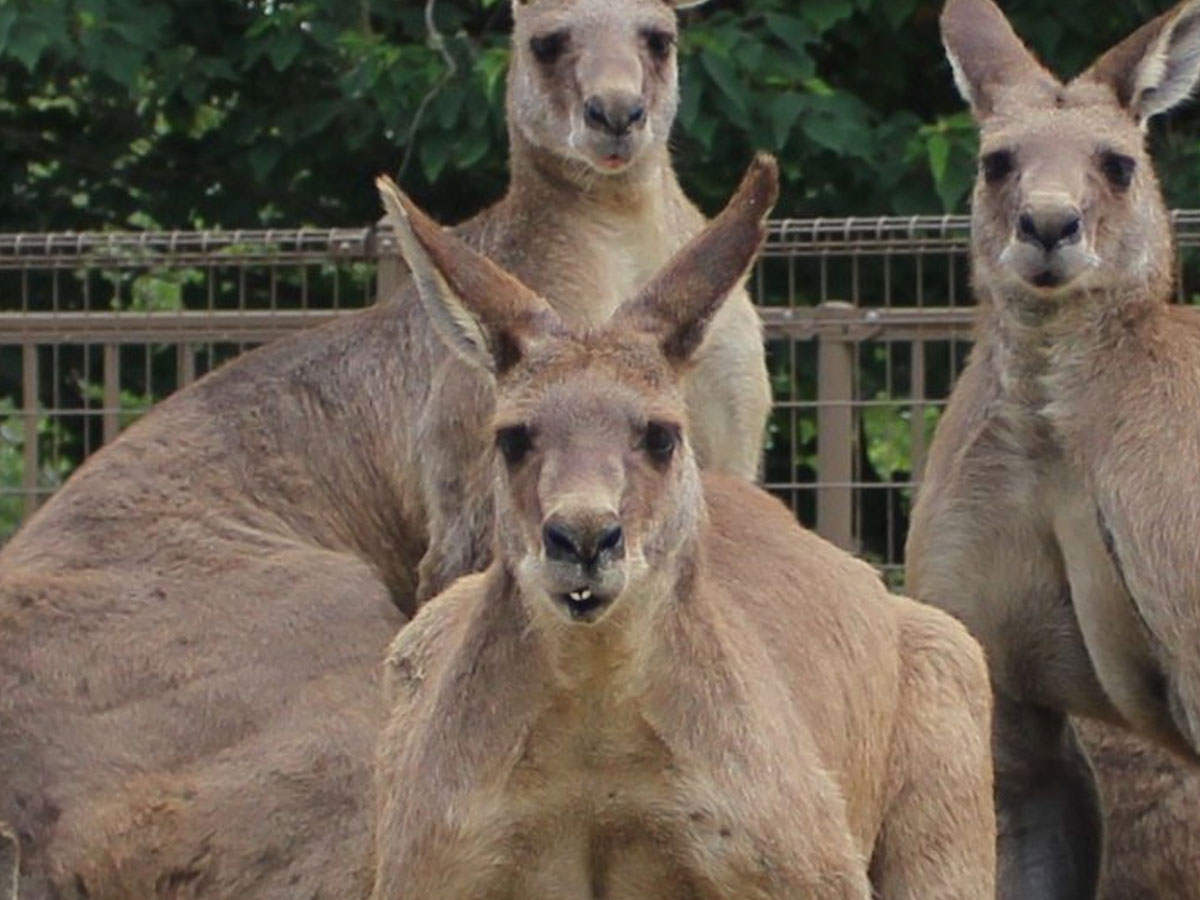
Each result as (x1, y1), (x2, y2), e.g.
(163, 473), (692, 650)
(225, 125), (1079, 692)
(568, 589), (592, 602)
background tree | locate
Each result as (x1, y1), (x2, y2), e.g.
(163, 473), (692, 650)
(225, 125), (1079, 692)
(4, 0), (1199, 232)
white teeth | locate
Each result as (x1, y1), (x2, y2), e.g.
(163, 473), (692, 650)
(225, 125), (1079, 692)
(568, 589), (593, 602)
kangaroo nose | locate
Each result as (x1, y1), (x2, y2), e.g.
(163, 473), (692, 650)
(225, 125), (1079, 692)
(1018, 207), (1082, 252)
(543, 518), (625, 566)
(583, 95), (646, 136)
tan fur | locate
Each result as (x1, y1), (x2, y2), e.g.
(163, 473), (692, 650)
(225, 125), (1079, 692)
(907, 1), (1200, 898)
(372, 158), (995, 900)
(0, 1), (769, 896)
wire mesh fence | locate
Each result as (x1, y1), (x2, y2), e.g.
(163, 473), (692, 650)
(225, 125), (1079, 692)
(4, 215), (1200, 580)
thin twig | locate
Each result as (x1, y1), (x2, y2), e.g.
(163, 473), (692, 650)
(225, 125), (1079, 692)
(398, 0), (458, 180)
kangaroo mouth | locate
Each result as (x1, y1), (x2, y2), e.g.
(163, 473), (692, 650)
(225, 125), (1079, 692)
(584, 135), (636, 172)
(556, 586), (611, 622)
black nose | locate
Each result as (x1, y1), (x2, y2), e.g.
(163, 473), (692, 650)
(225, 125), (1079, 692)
(1018, 208), (1082, 252)
(542, 519), (625, 566)
(583, 95), (646, 136)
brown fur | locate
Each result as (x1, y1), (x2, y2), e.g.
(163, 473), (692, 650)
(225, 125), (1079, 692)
(372, 157), (995, 899)
(0, 0), (770, 896)
(906, 1), (1200, 898)
(1078, 721), (1200, 900)
(1, 823), (15, 900)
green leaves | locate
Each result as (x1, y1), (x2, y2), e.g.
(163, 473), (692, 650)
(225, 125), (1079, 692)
(913, 112), (978, 212)
(4, 0), (1195, 229)
(1, 3), (68, 72)
(0, 0), (512, 229)
(799, 0), (855, 33)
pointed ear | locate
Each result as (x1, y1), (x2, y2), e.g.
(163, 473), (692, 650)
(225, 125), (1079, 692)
(1079, 0), (1200, 126)
(376, 175), (563, 375)
(940, 0), (1057, 118)
(610, 154), (778, 368)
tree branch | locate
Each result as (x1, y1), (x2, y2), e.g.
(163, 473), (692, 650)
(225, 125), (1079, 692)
(398, 0), (457, 180)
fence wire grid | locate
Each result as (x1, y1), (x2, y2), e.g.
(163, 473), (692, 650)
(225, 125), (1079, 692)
(5, 214), (1200, 581)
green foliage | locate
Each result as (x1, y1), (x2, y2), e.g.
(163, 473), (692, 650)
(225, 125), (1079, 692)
(99, 266), (202, 311)
(0, 0), (511, 229)
(862, 401), (940, 483)
(76, 382), (156, 430)
(6, 0), (1200, 231)
(0, 399), (73, 540)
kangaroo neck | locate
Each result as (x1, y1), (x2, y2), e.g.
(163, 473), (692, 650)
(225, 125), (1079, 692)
(505, 128), (678, 224)
(493, 134), (688, 328)
(495, 549), (706, 698)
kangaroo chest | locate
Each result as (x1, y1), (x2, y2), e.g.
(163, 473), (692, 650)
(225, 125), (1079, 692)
(553, 215), (678, 329)
(436, 696), (771, 900)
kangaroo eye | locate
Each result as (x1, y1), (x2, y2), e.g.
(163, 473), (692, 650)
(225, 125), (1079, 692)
(981, 150), (1014, 185)
(530, 30), (569, 66)
(642, 421), (679, 464)
(1101, 151), (1136, 190)
(641, 28), (675, 62)
(496, 425), (534, 466)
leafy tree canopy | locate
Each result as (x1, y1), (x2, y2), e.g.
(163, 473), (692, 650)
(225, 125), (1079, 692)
(3, 0), (1200, 231)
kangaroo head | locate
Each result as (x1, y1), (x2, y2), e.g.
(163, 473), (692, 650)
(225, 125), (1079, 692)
(943, 0), (1200, 309)
(507, 0), (710, 179)
(377, 155), (776, 625)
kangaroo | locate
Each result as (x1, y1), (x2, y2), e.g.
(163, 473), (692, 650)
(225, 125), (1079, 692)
(370, 157), (996, 900)
(412, 0), (770, 605)
(0, 1), (770, 896)
(905, 1), (1200, 897)
(1076, 721), (1200, 900)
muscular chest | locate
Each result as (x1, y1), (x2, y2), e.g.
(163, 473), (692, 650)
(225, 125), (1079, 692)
(553, 219), (678, 329)
(434, 699), (754, 900)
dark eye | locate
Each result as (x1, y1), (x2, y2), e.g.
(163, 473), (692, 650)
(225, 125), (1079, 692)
(642, 421), (679, 464)
(642, 28), (675, 61)
(496, 425), (534, 466)
(1101, 151), (1136, 190)
(981, 150), (1014, 185)
(530, 30), (568, 66)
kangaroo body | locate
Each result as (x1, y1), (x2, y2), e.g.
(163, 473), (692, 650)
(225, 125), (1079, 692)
(908, 2), (1200, 897)
(371, 159), (995, 900)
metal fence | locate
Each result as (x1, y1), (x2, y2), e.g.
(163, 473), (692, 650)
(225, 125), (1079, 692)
(4, 215), (1200, 579)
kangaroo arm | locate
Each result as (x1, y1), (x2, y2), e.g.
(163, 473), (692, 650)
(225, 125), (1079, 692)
(1085, 385), (1200, 755)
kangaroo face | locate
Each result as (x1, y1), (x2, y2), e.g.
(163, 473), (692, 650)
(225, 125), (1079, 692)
(942, 0), (1200, 313)
(508, 0), (681, 176)
(970, 85), (1168, 302)
(491, 340), (699, 626)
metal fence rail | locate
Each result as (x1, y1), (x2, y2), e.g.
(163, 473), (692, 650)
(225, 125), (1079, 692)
(3, 214), (1198, 580)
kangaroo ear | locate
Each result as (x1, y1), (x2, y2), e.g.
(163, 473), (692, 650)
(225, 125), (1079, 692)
(1080, 0), (1200, 127)
(376, 175), (563, 375)
(940, 0), (1058, 118)
(610, 154), (777, 368)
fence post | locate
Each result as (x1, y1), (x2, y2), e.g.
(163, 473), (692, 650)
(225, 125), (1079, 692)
(375, 217), (408, 306)
(103, 344), (120, 445)
(910, 338), (928, 484)
(177, 344), (196, 388)
(816, 301), (855, 552)
(22, 343), (39, 521)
